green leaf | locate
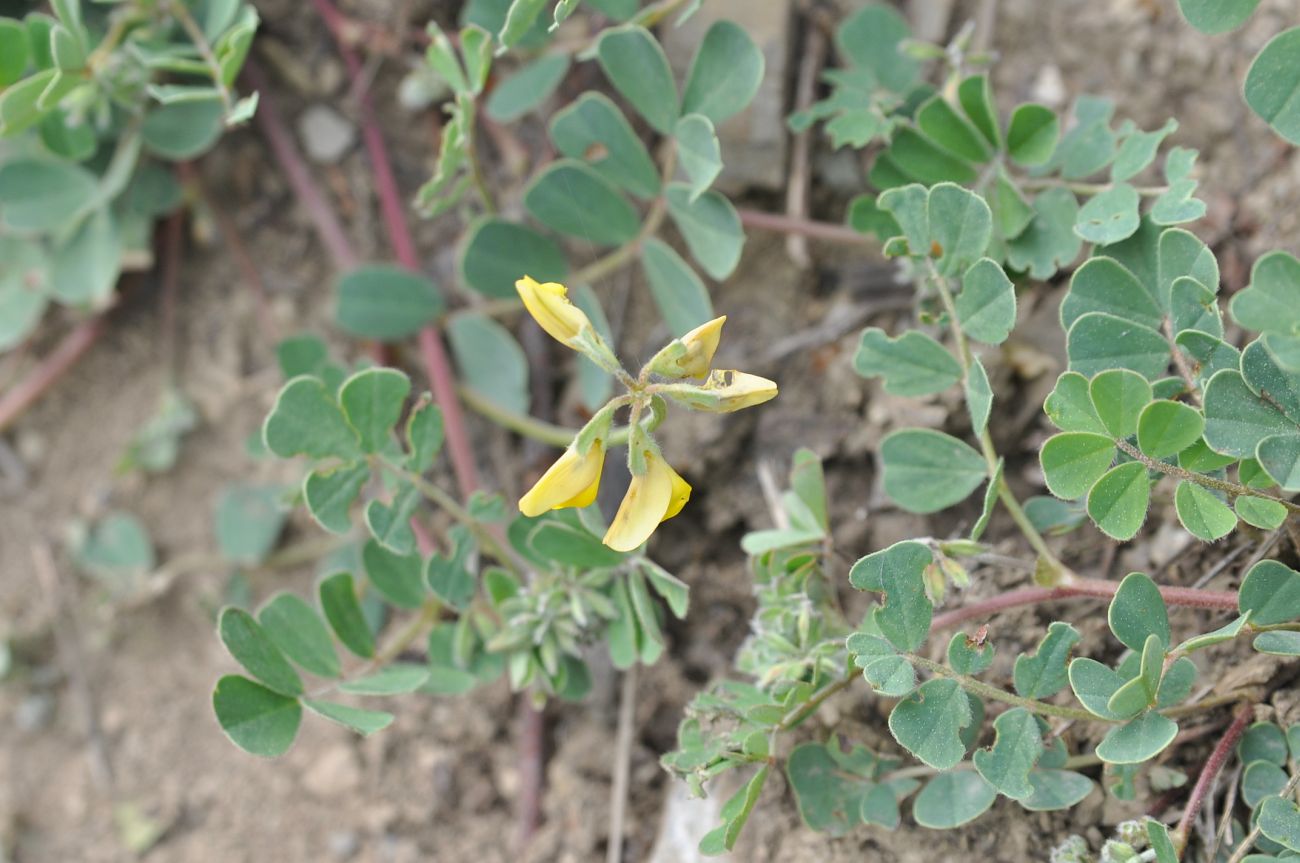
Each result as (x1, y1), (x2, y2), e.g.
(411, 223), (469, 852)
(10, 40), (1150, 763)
(528, 520), (624, 569)
(870, 542), (933, 653)
(0, 158), (96, 232)
(1089, 369), (1153, 440)
(1069, 657), (1126, 719)
(1005, 103), (1059, 166)
(785, 742), (874, 837)
(362, 540), (426, 610)
(303, 699), (394, 736)
(1137, 400), (1205, 458)
(916, 95), (991, 164)
(141, 101), (223, 159)
(1040, 432), (1116, 501)
(1096, 711), (1178, 764)
(879, 429), (988, 514)
(1245, 27), (1300, 146)
(1175, 612), (1250, 654)
(1107, 634), (1164, 718)
(1109, 572), (1170, 651)
(1112, 119), (1177, 183)
(1005, 187), (1082, 279)
(1075, 183), (1141, 245)
(215, 484), (288, 566)
(1238, 495), (1288, 529)
(405, 402), (444, 473)
(849, 539), (933, 592)
(448, 312), (529, 415)
(1241, 722), (1290, 766)
(639, 237), (714, 338)
(1020, 770), (1094, 812)
(426, 527), (476, 611)
(957, 74), (1001, 148)
(257, 593), (340, 679)
(1242, 339), (1300, 424)
(888, 679), (972, 770)
(1045, 371), (1108, 433)
(698, 765), (768, 854)
(966, 357), (993, 437)
(365, 484), (420, 555)
(524, 159), (640, 246)
(319, 572), (375, 659)
(928, 183), (992, 276)
(887, 128), (978, 185)
(303, 462), (369, 534)
(680, 20), (764, 124)
(956, 258), (1016, 345)
(1177, 0), (1261, 33)
(1257, 434), (1300, 492)
(852, 328), (962, 396)
(674, 114), (722, 200)
(1174, 481), (1236, 541)
(1232, 251), (1300, 336)
(664, 184), (744, 280)
(338, 663), (430, 695)
(595, 25), (678, 134)
(1062, 255), (1161, 332)
(1176, 330), (1240, 383)
(1203, 370), (1293, 457)
(0, 237), (49, 351)
(70, 511), (155, 589)
(218, 607), (304, 696)
(334, 265), (443, 341)
(1067, 313), (1169, 380)
(262, 376), (361, 460)
(460, 217), (567, 299)
(911, 771), (997, 829)
(1243, 761), (1289, 809)
(485, 54), (569, 122)
(973, 707), (1043, 800)
(0, 20), (28, 87)
(49, 208), (119, 306)
(1254, 631), (1300, 656)
(549, 92), (659, 199)
(497, 0), (547, 48)
(338, 368), (410, 454)
(1259, 796), (1300, 852)
(1240, 560), (1300, 625)
(835, 3), (917, 90)
(945, 632), (995, 676)
(212, 675), (301, 757)
(1014, 622), (1081, 698)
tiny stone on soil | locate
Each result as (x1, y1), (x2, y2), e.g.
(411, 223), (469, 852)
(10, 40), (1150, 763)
(298, 105), (357, 165)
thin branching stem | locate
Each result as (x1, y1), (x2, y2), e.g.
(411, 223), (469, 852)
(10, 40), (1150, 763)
(1115, 438), (1300, 514)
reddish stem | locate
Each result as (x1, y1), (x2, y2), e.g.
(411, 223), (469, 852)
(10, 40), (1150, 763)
(931, 579), (1239, 632)
(736, 208), (869, 245)
(311, 0), (481, 498)
(1175, 705), (1253, 843)
(0, 316), (106, 433)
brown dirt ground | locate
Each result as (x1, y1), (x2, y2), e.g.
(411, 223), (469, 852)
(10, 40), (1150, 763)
(4, 1), (1300, 861)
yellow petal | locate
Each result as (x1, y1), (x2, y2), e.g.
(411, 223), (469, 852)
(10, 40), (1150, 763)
(662, 370), (779, 413)
(515, 275), (591, 346)
(676, 315), (726, 378)
(602, 451), (673, 551)
(518, 442), (605, 517)
(661, 462), (692, 522)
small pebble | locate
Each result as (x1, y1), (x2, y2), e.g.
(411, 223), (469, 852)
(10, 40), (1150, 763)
(298, 105), (357, 165)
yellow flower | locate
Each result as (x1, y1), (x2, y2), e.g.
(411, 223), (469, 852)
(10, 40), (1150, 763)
(603, 450), (691, 551)
(661, 370), (779, 413)
(519, 440), (605, 517)
(675, 315), (726, 378)
(516, 275), (592, 347)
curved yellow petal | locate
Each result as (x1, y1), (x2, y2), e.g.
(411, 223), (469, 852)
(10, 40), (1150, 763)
(518, 442), (605, 517)
(676, 315), (726, 378)
(602, 451), (673, 552)
(515, 276), (591, 346)
(661, 462), (692, 522)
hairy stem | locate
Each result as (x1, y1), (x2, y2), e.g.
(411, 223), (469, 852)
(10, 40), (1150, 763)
(929, 266), (1070, 578)
(458, 386), (662, 448)
(1116, 438), (1300, 515)
(1174, 700), (1248, 836)
(168, 0), (234, 113)
(907, 653), (1103, 722)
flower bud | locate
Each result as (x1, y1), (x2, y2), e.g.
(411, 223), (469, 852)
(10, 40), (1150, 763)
(659, 370), (778, 413)
(644, 316), (726, 380)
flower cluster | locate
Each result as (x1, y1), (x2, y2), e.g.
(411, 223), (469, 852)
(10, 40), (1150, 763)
(515, 276), (778, 551)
